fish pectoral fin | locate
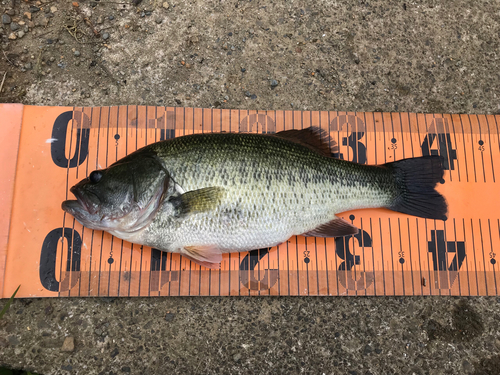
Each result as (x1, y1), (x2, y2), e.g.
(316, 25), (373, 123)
(302, 216), (359, 237)
(274, 127), (336, 157)
(170, 187), (226, 216)
(181, 245), (223, 269)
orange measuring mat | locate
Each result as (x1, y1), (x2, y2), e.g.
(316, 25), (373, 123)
(1, 105), (499, 298)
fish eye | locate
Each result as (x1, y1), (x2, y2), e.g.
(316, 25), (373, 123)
(89, 171), (102, 184)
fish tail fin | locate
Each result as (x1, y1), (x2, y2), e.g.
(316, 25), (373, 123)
(385, 156), (448, 221)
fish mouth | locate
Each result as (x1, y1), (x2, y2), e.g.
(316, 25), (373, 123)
(61, 199), (86, 215)
(62, 190), (104, 230)
(62, 187), (98, 216)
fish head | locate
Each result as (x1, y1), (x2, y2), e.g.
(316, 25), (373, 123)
(62, 154), (169, 232)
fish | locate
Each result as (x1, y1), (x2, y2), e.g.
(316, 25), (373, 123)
(61, 127), (448, 269)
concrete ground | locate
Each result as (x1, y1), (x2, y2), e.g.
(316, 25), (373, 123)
(1, 0), (500, 374)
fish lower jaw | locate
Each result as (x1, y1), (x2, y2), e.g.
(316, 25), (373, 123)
(107, 228), (147, 244)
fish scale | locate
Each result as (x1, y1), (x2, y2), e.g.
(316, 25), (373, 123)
(137, 133), (408, 253)
(62, 128), (446, 268)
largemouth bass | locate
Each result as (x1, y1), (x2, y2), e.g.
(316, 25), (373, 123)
(62, 128), (447, 268)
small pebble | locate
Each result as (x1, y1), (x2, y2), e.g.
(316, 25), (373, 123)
(24, 12), (32, 20)
(49, 56), (55, 62)
(165, 313), (175, 322)
(102, 32), (110, 40)
(2, 14), (12, 24)
(50, 6), (58, 13)
(61, 337), (75, 352)
(25, 62), (32, 70)
(44, 305), (53, 315)
(17, 30), (24, 38)
(270, 79), (278, 88)
(241, 68), (246, 73)
(109, 15), (114, 20)
(74, 50), (81, 57)
(29, 6), (40, 13)
(244, 91), (251, 97)
(6, 9), (15, 16)
(155, 17), (162, 24)
(8, 32), (16, 40)
(10, 22), (19, 31)
(162, 2), (170, 9)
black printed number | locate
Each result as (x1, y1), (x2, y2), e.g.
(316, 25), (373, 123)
(335, 230), (374, 290)
(335, 131), (367, 164)
(149, 249), (179, 291)
(39, 228), (81, 292)
(50, 111), (90, 168)
(239, 249), (278, 291)
(421, 133), (457, 170)
(428, 230), (466, 289)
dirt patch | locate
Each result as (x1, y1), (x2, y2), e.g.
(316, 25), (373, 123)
(424, 299), (484, 342)
(1, 0), (500, 113)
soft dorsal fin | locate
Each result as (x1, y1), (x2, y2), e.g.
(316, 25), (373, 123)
(274, 126), (334, 157)
(302, 216), (359, 237)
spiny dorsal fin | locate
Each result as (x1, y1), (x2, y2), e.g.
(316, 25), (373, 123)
(274, 126), (335, 157)
(169, 187), (225, 216)
(302, 216), (359, 237)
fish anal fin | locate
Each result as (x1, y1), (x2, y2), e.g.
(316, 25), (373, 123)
(274, 127), (336, 157)
(182, 245), (223, 269)
(302, 217), (359, 237)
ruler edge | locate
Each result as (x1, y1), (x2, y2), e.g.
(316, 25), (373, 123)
(2, 105), (500, 298)
(0, 103), (24, 299)
(64, 105), (499, 134)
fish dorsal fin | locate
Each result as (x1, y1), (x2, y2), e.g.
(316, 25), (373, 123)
(302, 216), (359, 237)
(274, 126), (334, 157)
(182, 245), (223, 269)
(169, 187), (226, 217)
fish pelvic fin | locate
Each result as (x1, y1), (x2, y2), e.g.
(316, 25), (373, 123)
(385, 155), (448, 221)
(302, 216), (359, 237)
(182, 245), (223, 269)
